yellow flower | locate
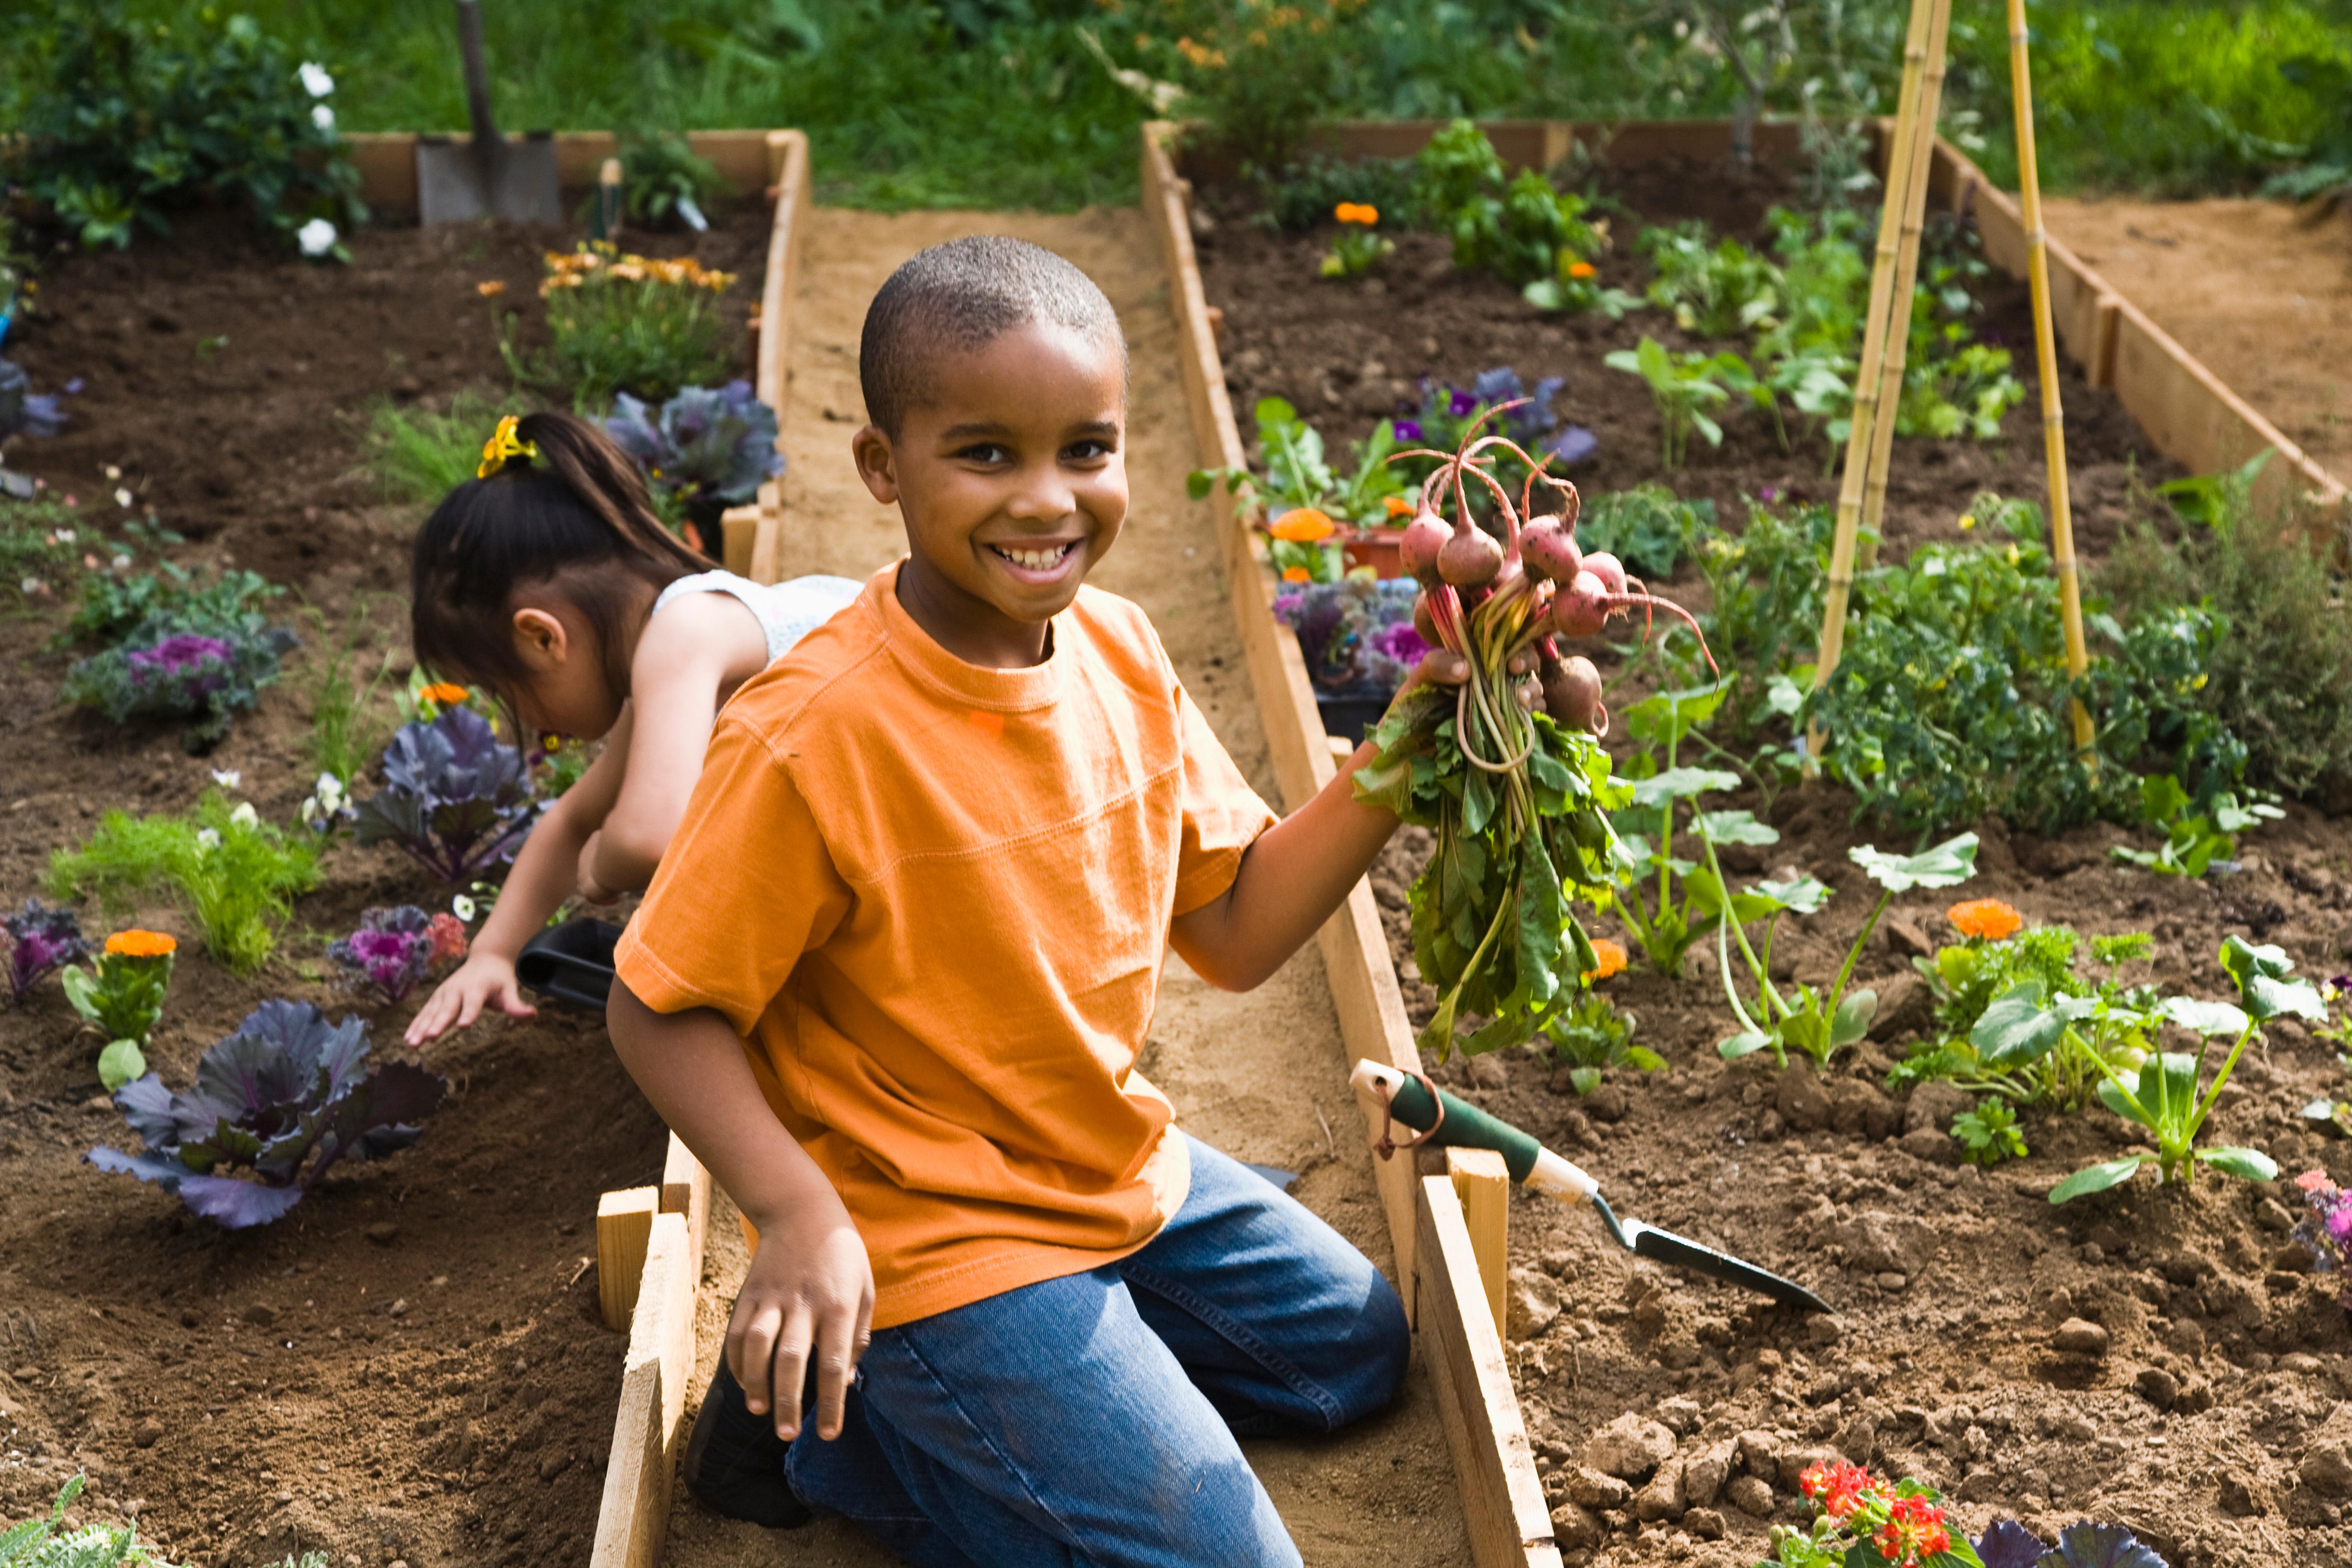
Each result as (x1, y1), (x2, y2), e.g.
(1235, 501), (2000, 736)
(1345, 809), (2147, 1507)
(475, 280), (506, 297)
(1946, 899), (2023, 942)
(1281, 566), (1311, 584)
(1582, 939), (1628, 983)
(422, 682), (471, 707)
(1957, 513), (1976, 530)
(477, 415), (538, 479)
(1269, 507), (1336, 543)
(1565, 260), (1597, 280)
(106, 929), (177, 959)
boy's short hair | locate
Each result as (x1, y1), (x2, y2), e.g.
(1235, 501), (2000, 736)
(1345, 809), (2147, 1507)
(859, 235), (1125, 435)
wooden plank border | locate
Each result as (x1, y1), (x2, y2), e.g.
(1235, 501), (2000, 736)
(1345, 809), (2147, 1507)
(1142, 122), (1558, 1568)
(341, 127), (813, 576)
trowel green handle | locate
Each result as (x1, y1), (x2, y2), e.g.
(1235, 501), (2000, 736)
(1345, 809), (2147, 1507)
(1349, 1060), (1599, 1202)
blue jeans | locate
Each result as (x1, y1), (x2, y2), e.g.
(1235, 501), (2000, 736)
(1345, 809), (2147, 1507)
(783, 1134), (1410, 1568)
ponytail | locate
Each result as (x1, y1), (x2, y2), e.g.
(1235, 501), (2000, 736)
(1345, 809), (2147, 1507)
(410, 410), (706, 705)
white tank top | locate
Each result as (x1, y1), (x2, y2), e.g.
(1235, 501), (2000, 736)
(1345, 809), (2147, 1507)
(651, 570), (862, 665)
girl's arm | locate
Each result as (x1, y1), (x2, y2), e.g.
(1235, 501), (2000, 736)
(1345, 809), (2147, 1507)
(584, 593), (769, 895)
(403, 737), (630, 1047)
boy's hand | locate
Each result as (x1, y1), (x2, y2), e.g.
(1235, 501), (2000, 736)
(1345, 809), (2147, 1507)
(404, 951), (535, 1048)
(1397, 646), (1540, 708)
(730, 1181), (875, 1443)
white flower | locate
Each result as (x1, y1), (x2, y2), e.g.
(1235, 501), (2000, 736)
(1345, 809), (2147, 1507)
(110, 553), (131, 570)
(315, 772), (345, 807)
(229, 802), (260, 830)
(297, 219), (337, 258)
(195, 828), (222, 853)
(210, 769), (241, 789)
(299, 62), (334, 97)
(19, 577), (43, 596)
(451, 894), (477, 924)
(52, 529), (74, 545)
(312, 104), (335, 134)
(114, 487), (133, 509)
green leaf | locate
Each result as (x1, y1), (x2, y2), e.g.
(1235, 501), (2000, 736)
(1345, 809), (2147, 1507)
(1718, 1029), (1773, 1059)
(60, 964), (102, 1026)
(1831, 988), (1877, 1047)
(2050, 1157), (2144, 1204)
(1751, 875), (1831, 914)
(1696, 809), (1778, 846)
(1569, 1065), (1600, 1094)
(1850, 832), (1980, 892)
(1630, 767), (1740, 807)
(1186, 469), (1215, 501)
(2157, 996), (2250, 1038)
(1764, 673), (1805, 718)
(2220, 934), (2293, 985)
(1971, 983), (2065, 1067)
(1624, 1046), (1666, 1072)
(2097, 1076), (2154, 1129)
(96, 1039), (145, 1092)
(2196, 1145), (2279, 1181)
(2247, 975), (2327, 1024)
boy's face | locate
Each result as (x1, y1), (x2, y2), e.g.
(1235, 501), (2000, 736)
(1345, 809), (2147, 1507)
(853, 318), (1127, 663)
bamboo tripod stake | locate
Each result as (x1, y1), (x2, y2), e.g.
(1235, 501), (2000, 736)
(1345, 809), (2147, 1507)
(2009, 0), (2096, 753)
(1807, 0), (1947, 765)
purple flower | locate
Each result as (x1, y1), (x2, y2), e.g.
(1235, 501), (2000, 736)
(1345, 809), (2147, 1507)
(1370, 622), (1429, 665)
(2329, 1196), (2352, 1249)
(1760, 484), (1782, 503)
(327, 906), (437, 1005)
(1392, 419), (1423, 442)
(1272, 589), (1306, 625)
(1448, 388), (1480, 418)
(5, 898), (90, 1002)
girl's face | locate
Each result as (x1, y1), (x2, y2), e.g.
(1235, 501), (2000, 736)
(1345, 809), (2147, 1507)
(505, 598), (625, 741)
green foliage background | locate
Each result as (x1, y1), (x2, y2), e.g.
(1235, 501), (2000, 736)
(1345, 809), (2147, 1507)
(7, 0), (2346, 213)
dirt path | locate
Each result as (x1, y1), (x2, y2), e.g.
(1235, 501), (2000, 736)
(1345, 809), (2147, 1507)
(2044, 196), (2352, 485)
(662, 206), (1471, 1567)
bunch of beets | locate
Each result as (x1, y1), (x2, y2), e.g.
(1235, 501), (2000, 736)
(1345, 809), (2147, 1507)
(1353, 405), (1709, 1058)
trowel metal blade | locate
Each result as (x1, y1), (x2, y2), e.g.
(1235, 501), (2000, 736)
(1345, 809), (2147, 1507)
(1591, 1194), (1830, 1313)
(417, 134), (563, 226)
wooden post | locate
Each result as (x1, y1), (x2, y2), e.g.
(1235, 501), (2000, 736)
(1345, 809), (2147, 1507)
(1808, 0), (1939, 761)
(590, 1211), (698, 1568)
(595, 1186), (658, 1332)
(659, 1132), (711, 1290)
(2009, 0), (2095, 755)
(1447, 1148), (1511, 1338)
(1853, 0), (1953, 572)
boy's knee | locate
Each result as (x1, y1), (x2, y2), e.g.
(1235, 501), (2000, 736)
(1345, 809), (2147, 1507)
(1330, 1270), (1412, 1428)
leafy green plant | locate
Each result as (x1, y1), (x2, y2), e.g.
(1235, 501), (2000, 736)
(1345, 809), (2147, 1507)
(617, 130), (729, 229)
(1319, 204), (1394, 278)
(0, 1473), (184, 1566)
(62, 930), (177, 1090)
(65, 563), (278, 650)
(51, 792), (320, 975)
(62, 619), (299, 755)
(1410, 121), (1623, 311)
(363, 389), (512, 504)
(1542, 992), (1659, 1095)
(1952, 1100), (2027, 1167)
(5, 3), (361, 250)
(1188, 395), (1409, 531)
(1254, 153), (1421, 234)
(301, 606), (398, 789)
(1155, 0), (1359, 174)
(1604, 337), (1731, 469)
(1715, 834), (1981, 1071)
(1576, 486), (1716, 581)
(1638, 221), (1781, 337)
(2111, 772), (2281, 877)
(508, 244), (736, 409)
(2049, 937), (2323, 1202)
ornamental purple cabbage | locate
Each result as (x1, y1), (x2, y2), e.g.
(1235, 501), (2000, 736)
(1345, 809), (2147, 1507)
(87, 999), (447, 1228)
(604, 379), (784, 510)
(353, 707), (539, 883)
(327, 906), (436, 1004)
(4, 898), (90, 1002)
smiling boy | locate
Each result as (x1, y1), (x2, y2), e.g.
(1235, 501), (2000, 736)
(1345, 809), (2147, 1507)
(608, 236), (1468, 1566)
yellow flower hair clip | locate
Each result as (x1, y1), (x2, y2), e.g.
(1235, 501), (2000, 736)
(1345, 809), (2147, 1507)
(478, 414), (538, 479)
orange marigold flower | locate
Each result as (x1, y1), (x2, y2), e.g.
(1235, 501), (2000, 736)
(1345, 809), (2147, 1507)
(475, 280), (507, 297)
(1947, 898), (2022, 942)
(105, 929), (177, 959)
(1566, 260), (1598, 279)
(1280, 566), (1312, 584)
(1334, 202), (1379, 226)
(1383, 495), (1414, 518)
(1269, 507), (1336, 543)
(421, 682), (471, 707)
(1583, 939), (1628, 983)
(1873, 1495), (1951, 1566)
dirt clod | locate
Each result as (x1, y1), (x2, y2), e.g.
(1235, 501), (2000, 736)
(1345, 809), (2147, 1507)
(2053, 1318), (2111, 1357)
(1508, 1268), (1563, 1341)
(1585, 1411), (1676, 1482)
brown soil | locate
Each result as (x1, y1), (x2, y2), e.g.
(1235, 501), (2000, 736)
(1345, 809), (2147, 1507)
(1193, 156), (2178, 564)
(2043, 196), (2352, 488)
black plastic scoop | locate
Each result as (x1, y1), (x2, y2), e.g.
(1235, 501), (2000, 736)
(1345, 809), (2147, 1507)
(1351, 1059), (1829, 1313)
(515, 916), (623, 1010)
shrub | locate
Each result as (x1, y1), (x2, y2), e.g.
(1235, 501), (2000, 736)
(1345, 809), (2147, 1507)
(3, 3), (361, 250)
(2100, 466), (2352, 802)
(88, 999), (446, 1228)
(509, 243), (736, 408)
(1155, 0), (1363, 174)
(1254, 153), (1421, 233)
(51, 792), (321, 975)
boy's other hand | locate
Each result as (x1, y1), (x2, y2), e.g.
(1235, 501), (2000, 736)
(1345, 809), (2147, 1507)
(730, 1183), (875, 1443)
(404, 952), (535, 1048)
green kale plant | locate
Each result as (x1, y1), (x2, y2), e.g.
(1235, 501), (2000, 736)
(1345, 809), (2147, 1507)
(1574, 486), (1716, 582)
(65, 563), (278, 649)
(1952, 1100), (2027, 1167)
(51, 792), (320, 975)
(1638, 222), (1781, 337)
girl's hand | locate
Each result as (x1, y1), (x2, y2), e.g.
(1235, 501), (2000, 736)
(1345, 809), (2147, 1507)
(405, 951), (535, 1048)
(730, 1182), (875, 1443)
(577, 831), (620, 906)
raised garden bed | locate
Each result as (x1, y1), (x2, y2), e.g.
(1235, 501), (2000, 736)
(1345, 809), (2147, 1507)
(1153, 116), (2352, 1568)
(0, 133), (798, 1568)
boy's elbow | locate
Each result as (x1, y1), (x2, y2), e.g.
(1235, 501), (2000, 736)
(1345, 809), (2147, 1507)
(1176, 942), (1275, 994)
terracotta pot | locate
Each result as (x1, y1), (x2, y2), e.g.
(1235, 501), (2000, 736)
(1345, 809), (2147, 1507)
(1342, 529), (1405, 578)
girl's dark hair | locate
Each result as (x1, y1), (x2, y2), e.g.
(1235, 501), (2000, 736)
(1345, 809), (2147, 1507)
(410, 410), (705, 705)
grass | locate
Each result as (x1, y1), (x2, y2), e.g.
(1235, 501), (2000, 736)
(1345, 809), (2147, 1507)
(362, 388), (514, 504)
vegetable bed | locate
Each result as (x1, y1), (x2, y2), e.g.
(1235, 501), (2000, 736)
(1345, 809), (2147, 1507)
(1194, 142), (2352, 1568)
(0, 197), (771, 1567)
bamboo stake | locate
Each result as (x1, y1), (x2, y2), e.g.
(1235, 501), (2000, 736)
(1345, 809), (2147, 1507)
(1807, 0), (1939, 767)
(1854, 0), (1952, 572)
(2008, 0), (2096, 755)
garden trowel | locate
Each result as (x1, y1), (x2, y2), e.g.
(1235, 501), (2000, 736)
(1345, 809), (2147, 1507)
(416, 0), (562, 225)
(1349, 1059), (1830, 1312)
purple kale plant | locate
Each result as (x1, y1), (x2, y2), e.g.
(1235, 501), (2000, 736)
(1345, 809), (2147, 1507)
(353, 706), (538, 882)
(61, 614), (298, 755)
(327, 906), (438, 1005)
(1975, 1520), (2169, 1568)
(605, 379), (784, 511)
(4, 898), (90, 1002)
(87, 999), (447, 1228)
(1273, 578), (1422, 694)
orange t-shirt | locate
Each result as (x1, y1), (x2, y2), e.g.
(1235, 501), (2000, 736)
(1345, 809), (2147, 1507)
(613, 564), (1277, 1329)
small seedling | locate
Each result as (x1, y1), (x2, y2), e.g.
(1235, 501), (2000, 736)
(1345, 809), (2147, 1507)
(62, 929), (175, 1090)
(1604, 337), (1730, 469)
(1951, 1100), (2027, 1167)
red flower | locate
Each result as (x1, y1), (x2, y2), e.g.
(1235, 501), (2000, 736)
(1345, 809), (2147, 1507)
(1799, 1461), (1878, 1520)
(1874, 1495), (1951, 1566)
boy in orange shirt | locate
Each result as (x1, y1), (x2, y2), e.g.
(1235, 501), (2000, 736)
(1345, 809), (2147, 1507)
(609, 236), (1484, 1566)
